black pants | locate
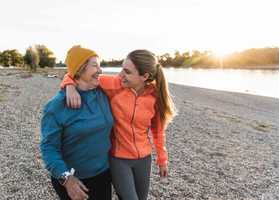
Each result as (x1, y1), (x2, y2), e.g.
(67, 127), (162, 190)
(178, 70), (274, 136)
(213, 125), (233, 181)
(51, 169), (112, 200)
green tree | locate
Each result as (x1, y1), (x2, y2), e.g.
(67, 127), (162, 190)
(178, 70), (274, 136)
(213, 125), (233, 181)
(9, 50), (24, 67)
(158, 53), (172, 67)
(35, 44), (56, 68)
(0, 50), (11, 66)
(101, 59), (123, 67)
(181, 51), (191, 67)
(172, 51), (185, 67)
(0, 49), (23, 67)
(56, 61), (66, 67)
(24, 47), (40, 72)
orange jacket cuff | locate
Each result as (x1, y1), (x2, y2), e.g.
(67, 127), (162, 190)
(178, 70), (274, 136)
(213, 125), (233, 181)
(60, 73), (76, 89)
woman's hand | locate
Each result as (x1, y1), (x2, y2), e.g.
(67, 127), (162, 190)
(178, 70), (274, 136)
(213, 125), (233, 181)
(159, 165), (168, 177)
(66, 85), (81, 109)
(64, 175), (89, 200)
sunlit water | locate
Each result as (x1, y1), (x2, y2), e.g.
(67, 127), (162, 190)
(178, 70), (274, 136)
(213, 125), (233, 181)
(102, 67), (279, 99)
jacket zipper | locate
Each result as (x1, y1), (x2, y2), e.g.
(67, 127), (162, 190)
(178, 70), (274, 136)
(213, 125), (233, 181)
(131, 93), (140, 158)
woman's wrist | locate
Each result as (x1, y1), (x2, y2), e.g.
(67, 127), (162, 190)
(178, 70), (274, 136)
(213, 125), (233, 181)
(63, 175), (76, 188)
(58, 168), (75, 186)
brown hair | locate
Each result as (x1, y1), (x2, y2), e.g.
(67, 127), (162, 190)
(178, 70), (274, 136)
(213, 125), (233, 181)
(127, 49), (176, 126)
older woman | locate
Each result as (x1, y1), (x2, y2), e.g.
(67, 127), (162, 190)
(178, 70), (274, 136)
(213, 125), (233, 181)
(40, 45), (114, 200)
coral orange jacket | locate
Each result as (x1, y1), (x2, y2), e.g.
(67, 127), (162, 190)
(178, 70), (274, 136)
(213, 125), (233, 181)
(61, 74), (168, 166)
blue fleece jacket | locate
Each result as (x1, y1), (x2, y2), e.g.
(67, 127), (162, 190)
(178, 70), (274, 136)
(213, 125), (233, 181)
(40, 88), (113, 179)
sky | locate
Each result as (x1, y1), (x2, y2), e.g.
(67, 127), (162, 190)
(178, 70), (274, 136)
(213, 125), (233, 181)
(1, 0), (279, 62)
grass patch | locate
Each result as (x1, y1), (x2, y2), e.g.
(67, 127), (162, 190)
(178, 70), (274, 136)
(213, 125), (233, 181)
(217, 114), (242, 123)
(0, 84), (10, 102)
(0, 94), (5, 102)
(249, 121), (273, 132)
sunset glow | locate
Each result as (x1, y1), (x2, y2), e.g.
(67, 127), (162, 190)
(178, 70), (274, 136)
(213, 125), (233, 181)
(1, 0), (279, 61)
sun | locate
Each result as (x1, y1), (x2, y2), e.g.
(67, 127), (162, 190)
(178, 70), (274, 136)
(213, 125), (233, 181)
(212, 46), (234, 59)
(209, 46), (237, 68)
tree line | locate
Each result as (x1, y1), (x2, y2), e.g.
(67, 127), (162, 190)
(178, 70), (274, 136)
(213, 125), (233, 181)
(0, 45), (56, 71)
(157, 48), (279, 68)
(101, 48), (279, 68)
(1, 45), (279, 70)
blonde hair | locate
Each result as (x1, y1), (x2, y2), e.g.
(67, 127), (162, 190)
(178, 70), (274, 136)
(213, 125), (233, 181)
(127, 49), (176, 126)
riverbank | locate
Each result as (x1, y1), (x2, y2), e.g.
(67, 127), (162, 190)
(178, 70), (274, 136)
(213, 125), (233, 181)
(0, 69), (279, 199)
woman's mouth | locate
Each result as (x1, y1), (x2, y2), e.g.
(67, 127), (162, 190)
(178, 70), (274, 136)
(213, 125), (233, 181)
(92, 74), (99, 79)
(121, 79), (128, 84)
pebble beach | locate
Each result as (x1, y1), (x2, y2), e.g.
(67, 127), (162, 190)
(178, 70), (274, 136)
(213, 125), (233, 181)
(1, 68), (279, 200)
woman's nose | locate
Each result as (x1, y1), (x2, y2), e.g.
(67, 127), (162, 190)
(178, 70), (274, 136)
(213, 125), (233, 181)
(119, 69), (124, 77)
(97, 66), (102, 74)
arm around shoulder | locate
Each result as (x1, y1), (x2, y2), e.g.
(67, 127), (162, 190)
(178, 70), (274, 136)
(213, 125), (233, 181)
(99, 75), (122, 98)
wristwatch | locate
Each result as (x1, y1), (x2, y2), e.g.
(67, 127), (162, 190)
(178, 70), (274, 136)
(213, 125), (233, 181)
(58, 168), (75, 186)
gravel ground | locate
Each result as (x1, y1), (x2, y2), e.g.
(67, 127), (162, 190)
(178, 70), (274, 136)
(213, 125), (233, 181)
(1, 69), (279, 200)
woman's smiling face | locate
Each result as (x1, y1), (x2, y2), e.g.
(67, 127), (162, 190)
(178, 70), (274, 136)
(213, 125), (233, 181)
(79, 57), (102, 89)
(119, 58), (147, 89)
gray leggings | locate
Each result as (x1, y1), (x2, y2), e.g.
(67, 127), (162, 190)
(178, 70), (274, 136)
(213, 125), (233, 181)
(109, 155), (152, 200)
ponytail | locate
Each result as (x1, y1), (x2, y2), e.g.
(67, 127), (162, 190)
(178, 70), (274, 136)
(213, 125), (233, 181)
(155, 64), (176, 126)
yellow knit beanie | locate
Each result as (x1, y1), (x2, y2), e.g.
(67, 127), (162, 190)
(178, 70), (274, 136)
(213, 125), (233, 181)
(65, 45), (98, 77)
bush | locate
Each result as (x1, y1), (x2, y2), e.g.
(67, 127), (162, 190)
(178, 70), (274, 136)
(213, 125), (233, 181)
(0, 49), (23, 67)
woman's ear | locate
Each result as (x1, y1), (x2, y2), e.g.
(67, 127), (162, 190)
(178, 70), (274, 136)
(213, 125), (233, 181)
(142, 72), (150, 82)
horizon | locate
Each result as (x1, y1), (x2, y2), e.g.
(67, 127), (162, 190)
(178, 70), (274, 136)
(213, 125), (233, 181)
(1, 0), (279, 62)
